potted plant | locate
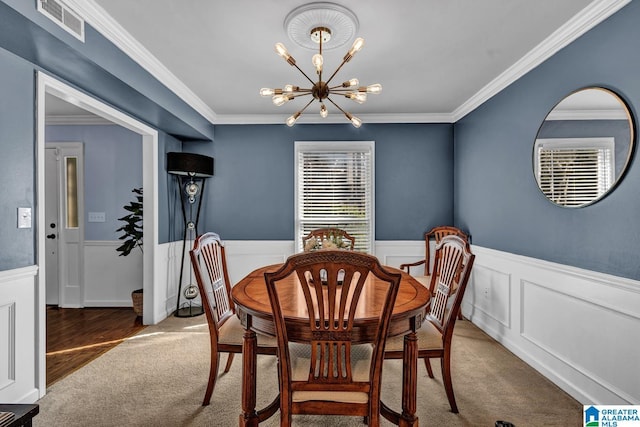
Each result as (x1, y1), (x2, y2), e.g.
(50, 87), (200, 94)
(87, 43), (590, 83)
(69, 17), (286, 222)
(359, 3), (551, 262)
(116, 187), (143, 316)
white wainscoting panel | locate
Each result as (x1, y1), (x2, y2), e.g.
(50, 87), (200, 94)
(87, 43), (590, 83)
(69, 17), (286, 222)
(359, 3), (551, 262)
(468, 246), (640, 405)
(224, 241), (296, 286)
(464, 264), (511, 330)
(83, 241), (142, 307)
(0, 300), (15, 390)
(156, 240), (182, 319)
(0, 266), (38, 403)
(373, 241), (426, 273)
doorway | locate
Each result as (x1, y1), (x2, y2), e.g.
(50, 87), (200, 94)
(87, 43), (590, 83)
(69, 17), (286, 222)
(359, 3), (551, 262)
(36, 72), (160, 398)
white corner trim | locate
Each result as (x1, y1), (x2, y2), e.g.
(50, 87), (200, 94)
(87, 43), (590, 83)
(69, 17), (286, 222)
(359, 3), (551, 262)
(472, 245), (640, 293)
(46, 114), (113, 125)
(452, 0), (631, 122)
(212, 112), (456, 125)
(0, 265), (38, 281)
(68, 0), (217, 124)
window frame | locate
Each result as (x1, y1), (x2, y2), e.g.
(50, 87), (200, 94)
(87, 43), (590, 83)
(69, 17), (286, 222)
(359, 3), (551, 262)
(294, 141), (375, 253)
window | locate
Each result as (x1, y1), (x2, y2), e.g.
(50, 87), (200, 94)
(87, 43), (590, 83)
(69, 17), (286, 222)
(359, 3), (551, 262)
(295, 141), (374, 253)
(535, 138), (615, 207)
(65, 156), (79, 228)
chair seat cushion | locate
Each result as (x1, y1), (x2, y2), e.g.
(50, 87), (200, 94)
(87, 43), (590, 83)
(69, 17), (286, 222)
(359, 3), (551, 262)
(218, 314), (277, 347)
(414, 275), (430, 288)
(289, 343), (371, 404)
(384, 319), (443, 352)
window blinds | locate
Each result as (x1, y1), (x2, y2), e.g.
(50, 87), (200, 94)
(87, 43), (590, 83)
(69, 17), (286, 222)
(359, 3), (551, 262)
(537, 140), (614, 207)
(296, 142), (373, 253)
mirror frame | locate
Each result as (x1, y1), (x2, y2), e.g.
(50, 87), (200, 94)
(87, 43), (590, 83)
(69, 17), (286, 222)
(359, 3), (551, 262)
(533, 87), (636, 208)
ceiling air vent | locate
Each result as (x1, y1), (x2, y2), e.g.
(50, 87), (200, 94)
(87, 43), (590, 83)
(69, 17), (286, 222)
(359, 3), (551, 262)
(37, 0), (85, 42)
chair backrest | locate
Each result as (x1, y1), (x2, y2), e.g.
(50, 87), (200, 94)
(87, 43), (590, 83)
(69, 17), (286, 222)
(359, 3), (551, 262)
(427, 235), (475, 340)
(190, 232), (235, 335)
(302, 228), (356, 252)
(424, 226), (470, 275)
(264, 250), (401, 415)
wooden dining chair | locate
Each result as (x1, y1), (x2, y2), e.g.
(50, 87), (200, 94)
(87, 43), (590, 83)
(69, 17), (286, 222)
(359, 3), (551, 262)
(264, 250), (401, 426)
(190, 232), (277, 406)
(400, 225), (470, 280)
(301, 227), (356, 251)
(385, 235), (475, 413)
(401, 226), (470, 320)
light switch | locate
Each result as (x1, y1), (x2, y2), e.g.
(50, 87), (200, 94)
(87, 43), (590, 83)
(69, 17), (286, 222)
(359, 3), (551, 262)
(88, 212), (106, 222)
(18, 207), (32, 228)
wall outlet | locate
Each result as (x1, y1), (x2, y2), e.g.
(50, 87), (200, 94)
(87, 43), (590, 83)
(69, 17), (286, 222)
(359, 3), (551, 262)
(88, 212), (106, 222)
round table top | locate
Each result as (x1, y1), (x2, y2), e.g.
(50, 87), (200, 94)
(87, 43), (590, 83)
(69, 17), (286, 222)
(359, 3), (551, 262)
(232, 263), (430, 340)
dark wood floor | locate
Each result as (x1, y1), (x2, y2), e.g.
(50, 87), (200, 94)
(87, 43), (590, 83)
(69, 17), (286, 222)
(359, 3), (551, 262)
(46, 306), (146, 386)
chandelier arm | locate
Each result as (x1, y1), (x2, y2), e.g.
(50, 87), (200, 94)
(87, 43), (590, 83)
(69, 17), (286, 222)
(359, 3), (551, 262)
(298, 98), (316, 114)
(292, 63), (317, 86)
(324, 58), (349, 86)
(326, 96), (348, 115)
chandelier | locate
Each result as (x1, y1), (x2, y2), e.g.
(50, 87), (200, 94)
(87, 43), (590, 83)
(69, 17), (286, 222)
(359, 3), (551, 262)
(260, 4), (381, 128)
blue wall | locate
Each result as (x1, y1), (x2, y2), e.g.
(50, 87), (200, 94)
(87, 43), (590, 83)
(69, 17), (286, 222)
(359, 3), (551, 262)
(454, 1), (640, 280)
(184, 123), (454, 240)
(0, 47), (35, 270)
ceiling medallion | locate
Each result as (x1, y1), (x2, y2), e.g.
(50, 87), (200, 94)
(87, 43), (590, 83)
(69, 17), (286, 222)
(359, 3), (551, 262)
(260, 2), (382, 127)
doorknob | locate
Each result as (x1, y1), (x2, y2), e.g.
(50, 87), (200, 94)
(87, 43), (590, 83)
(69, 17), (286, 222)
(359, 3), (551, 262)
(47, 234), (56, 239)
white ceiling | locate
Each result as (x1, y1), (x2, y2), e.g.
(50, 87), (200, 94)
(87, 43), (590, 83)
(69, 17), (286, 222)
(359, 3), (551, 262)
(47, 0), (630, 126)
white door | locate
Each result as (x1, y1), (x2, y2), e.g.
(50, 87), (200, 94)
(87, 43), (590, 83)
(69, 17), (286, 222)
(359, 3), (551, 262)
(45, 147), (60, 305)
(44, 143), (85, 308)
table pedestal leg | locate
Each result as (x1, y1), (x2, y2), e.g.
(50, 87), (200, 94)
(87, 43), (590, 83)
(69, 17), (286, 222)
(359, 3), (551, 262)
(239, 329), (259, 427)
(400, 331), (419, 427)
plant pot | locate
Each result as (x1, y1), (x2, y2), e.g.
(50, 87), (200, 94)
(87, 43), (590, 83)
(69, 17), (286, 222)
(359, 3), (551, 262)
(131, 289), (143, 317)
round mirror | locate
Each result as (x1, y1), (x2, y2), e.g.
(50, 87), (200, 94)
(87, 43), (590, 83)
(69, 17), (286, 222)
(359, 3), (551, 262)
(534, 87), (635, 207)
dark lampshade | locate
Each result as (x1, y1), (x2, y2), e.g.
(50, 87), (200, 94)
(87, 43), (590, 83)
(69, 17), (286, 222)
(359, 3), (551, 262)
(167, 152), (214, 177)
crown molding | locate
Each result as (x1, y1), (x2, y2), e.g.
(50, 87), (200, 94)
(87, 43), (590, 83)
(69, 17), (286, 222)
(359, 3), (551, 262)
(213, 112), (454, 125)
(46, 114), (114, 125)
(69, 0), (217, 124)
(72, 0), (630, 126)
(452, 0), (631, 122)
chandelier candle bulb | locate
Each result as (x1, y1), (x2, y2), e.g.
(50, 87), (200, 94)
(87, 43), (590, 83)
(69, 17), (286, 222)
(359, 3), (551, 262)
(363, 83), (382, 94)
(346, 112), (362, 128)
(347, 92), (367, 104)
(312, 54), (323, 73)
(272, 94), (292, 106)
(275, 42), (296, 65)
(342, 78), (359, 87)
(344, 37), (364, 61)
(286, 112), (301, 126)
(260, 88), (275, 97)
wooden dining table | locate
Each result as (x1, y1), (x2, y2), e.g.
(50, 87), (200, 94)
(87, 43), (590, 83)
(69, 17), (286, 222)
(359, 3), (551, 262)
(231, 263), (430, 426)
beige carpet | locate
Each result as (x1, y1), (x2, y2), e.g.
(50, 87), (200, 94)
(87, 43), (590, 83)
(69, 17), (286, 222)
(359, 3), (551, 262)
(34, 315), (582, 426)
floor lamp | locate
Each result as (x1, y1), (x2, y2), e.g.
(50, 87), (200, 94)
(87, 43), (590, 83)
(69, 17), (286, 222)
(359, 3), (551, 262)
(167, 152), (214, 317)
